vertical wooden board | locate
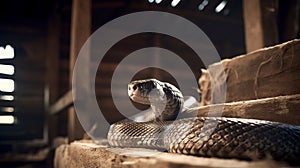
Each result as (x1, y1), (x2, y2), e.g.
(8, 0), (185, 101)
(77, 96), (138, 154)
(45, 12), (61, 144)
(46, 13), (60, 104)
(68, 107), (84, 142)
(68, 0), (91, 142)
(243, 0), (264, 52)
(243, 0), (279, 53)
(69, 0), (91, 76)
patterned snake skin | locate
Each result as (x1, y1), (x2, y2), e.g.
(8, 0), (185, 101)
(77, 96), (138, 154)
(108, 79), (300, 162)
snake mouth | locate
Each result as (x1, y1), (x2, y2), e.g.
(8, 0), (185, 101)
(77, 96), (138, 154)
(129, 94), (150, 105)
(128, 85), (150, 105)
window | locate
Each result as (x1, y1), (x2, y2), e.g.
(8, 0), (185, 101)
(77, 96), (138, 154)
(0, 44), (15, 124)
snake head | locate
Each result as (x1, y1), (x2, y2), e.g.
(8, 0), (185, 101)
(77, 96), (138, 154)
(128, 79), (164, 105)
(128, 78), (184, 121)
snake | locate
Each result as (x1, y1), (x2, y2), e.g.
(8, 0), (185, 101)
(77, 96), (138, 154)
(107, 79), (300, 162)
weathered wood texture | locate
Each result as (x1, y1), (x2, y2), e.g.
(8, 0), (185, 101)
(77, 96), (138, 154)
(199, 39), (300, 105)
(54, 140), (287, 168)
(243, 0), (279, 52)
(67, 0), (91, 142)
(185, 94), (300, 126)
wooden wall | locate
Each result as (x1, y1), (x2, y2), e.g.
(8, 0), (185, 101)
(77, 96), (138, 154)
(3, 0), (296, 143)
(0, 23), (47, 141)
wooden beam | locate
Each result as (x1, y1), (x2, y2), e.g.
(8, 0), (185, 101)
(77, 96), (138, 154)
(69, 0), (91, 75)
(199, 39), (300, 105)
(49, 90), (73, 115)
(68, 0), (91, 142)
(45, 11), (61, 145)
(185, 94), (300, 126)
(55, 140), (287, 168)
(243, 0), (279, 53)
(68, 106), (84, 142)
(45, 14), (60, 105)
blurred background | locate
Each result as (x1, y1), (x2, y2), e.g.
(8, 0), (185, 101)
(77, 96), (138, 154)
(0, 0), (299, 167)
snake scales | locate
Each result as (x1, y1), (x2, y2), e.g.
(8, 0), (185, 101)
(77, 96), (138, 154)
(108, 79), (300, 162)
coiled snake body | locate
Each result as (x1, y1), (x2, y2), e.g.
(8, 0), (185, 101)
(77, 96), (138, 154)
(108, 79), (300, 162)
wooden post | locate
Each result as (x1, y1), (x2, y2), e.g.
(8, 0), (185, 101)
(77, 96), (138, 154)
(45, 11), (60, 145)
(243, 0), (279, 53)
(278, 0), (300, 42)
(68, 0), (91, 142)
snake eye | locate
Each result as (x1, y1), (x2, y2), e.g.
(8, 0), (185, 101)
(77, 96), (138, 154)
(151, 81), (156, 88)
(132, 84), (137, 91)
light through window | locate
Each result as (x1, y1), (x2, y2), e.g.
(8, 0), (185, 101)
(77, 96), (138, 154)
(0, 79), (14, 92)
(0, 45), (14, 59)
(0, 64), (15, 75)
(0, 115), (14, 124)
(0, 95), (14, 101)
(1, 107), (14, 113)
(0, 44), (15, 124)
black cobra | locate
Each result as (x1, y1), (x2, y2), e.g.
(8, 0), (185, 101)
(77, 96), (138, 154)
(107, 79), (300, 162)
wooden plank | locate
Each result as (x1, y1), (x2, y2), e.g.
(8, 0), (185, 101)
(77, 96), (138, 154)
(243, 0), (264, 51)
(69, 0), (91, 77)
(186, 94), (300, 126)
(54, 140), (288, 168)
(68, 0), (91, 142)
(68, 107), (84, 142)
(45, 11), (61, 148)
(199, 40), (300, 105)
(49, 90), (73, 115)
(243, 0), (279, 53)
(45, 12), (60, 105)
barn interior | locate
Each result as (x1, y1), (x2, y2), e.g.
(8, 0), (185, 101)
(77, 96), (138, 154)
(0, 0), (299, 167)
